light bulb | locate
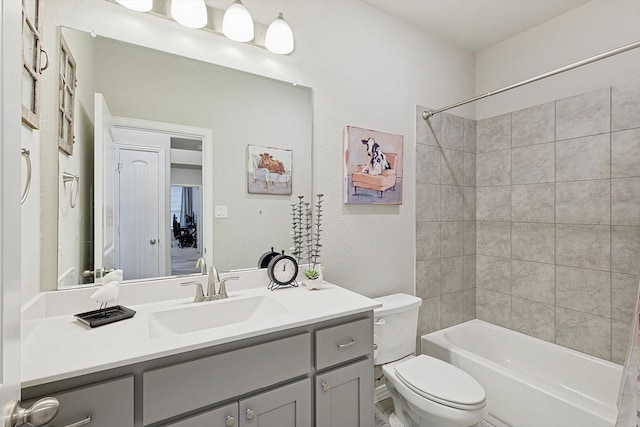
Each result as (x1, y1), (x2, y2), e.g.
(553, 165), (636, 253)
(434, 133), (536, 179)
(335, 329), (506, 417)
(222, 0), (254, 42)
(171, 0), (207, 29)
(115, 0), (153, 12)
(265, 13), (294, 55)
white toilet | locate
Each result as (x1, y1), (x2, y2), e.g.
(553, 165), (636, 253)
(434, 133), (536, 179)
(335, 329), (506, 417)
(374, 294), (487, 427)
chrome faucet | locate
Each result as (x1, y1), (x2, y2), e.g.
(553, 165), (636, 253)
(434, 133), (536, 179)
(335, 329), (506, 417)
(180, 281), (206, 303)
(206, 266), (239, 300)
(195, 257), (207, 274)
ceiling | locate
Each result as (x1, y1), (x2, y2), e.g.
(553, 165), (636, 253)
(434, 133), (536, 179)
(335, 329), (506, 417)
(362, 0), (591, 52)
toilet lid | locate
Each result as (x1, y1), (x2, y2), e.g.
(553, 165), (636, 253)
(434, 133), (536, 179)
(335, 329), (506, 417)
(394, 355), (486, 411)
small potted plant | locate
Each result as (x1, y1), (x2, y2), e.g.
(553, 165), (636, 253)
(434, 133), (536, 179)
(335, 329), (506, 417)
(292, 194), (324, 289)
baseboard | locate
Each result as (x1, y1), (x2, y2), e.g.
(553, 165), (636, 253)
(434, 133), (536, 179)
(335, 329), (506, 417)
(374, 384), (390, 403)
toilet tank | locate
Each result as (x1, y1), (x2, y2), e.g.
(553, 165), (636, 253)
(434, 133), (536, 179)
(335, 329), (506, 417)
(373, 293), (422, 365)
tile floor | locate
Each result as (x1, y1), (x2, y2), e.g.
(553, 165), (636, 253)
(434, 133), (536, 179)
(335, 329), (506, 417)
(374, 398), (495, 427)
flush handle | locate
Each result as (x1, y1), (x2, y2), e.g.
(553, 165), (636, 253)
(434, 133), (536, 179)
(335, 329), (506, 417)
(337, 339), (357, 349)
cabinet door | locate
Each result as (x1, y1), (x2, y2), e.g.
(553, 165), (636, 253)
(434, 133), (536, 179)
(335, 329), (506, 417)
(163, 402), (238, 427)
(315, 359), (373, 427)
(239, 379), (311, 427)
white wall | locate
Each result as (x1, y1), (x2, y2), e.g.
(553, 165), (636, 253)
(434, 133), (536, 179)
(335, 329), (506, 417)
(25, 0), (475, 301)
(476, 0), (640, 119)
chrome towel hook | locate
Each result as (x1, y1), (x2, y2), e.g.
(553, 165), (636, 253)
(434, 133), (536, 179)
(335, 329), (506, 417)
(62, 172), (80, 208)
(21, 148), (32, 205)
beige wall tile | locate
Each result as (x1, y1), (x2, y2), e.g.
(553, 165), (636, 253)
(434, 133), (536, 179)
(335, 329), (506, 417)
(441, 291), (465, 328)
(612, 128), (640, 179)
(511, 297), (555, 342)
(556, 224), (610, 271)
(511, 183), (555, 223)
(441, 113), (464, 151)
(418, 297), (441, 336)
(464, 152), (476, 186)
(556, 265), (611, 317)
(477, 113), (511, 153)
(441, 185), (464, 221)
(417, 105), (441, 147)
(512, 222), (555, 264)
(463, 221), (476, 255)
(463, 255), (476, 289)
(441, 257), (464, 294)
(441, 221), (464, 258)
(463, 118), (476, 153)
(416, 144), (441, 184)
(416, 183), (440, 221)
(477, 150), (511, 186)
(611, 226), (640, 275)
(612, 273), (639, 323)
(476, 186), (511, 222)
(556, 134), (610, 181)
(612, 320), (633, 364)
(556, 180), (610, 225)
(477, 221), (511, 258)
(416, 221), (440, 261)
(511, 260), (555, 305)
(441, 148), (464, 186)
(612, 79), (640, 132)
(612, 178), (640, 226)
(476, 288), (511, 328)
(476, 255), (511, 294)
(512, 102), (555, 148)
(556, 307), (611, 360)
(463, 187), (476, 221)
(416, 260), (440, 299)
(512, 142), (555, 184)
(556, 88), (611, 140)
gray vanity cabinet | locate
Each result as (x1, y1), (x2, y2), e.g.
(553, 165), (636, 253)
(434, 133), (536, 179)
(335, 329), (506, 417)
(239, 379), (311, 427)
(315, 359), (373, 427)
(314, 318), (374, 427)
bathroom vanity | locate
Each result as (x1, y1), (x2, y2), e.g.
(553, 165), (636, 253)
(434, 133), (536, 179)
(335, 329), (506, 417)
(21, 275), (379, 427)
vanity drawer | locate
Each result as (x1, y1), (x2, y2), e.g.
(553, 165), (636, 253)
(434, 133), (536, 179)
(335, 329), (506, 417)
(315, 318), (372, 371)
(26, 376), (133, 427)
(162, 402), (237, 427)
(143, 333), (311, 425)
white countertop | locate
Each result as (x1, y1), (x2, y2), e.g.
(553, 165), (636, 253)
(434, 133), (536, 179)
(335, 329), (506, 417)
(21, 278), (380, 388)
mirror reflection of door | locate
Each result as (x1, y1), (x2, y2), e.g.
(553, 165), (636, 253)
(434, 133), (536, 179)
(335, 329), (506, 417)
(171, 185), (202, 275)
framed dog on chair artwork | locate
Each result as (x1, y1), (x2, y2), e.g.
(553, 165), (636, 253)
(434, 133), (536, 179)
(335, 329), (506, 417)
(344, 126), (404, 204)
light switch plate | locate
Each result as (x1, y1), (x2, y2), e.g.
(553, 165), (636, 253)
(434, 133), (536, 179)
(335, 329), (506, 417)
(215, 205), (228, 218)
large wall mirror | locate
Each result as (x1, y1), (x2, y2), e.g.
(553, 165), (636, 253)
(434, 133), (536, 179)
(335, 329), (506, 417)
(56, 27), (313, 288)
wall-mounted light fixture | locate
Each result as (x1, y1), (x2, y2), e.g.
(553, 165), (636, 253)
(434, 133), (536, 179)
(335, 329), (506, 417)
(111, 0), (295, 55)
(115, 0), (153, 12)
(222, 0), (254, 42)
(265, 13), (294, 55)
(171, 0), (207, 29)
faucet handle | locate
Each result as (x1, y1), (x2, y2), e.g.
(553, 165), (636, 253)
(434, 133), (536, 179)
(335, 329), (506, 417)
(181, 281), (205, 303)
(217, 276), (240, 300)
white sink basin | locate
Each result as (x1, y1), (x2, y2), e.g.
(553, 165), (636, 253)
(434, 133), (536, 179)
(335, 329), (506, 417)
(148, 295), (290, 339)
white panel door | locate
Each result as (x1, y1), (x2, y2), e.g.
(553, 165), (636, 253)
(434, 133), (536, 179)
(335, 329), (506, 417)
(94, 93), (117, 280)
(116, 146), (163, 280)
(1, 0), (23, 422)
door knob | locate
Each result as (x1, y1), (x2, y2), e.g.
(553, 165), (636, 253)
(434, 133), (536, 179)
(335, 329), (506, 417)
(225, 415), (236, 426)
(246, 408), (255, 420)
(321, 382), (330, 392)
(149, 239), (157, 245)
(7, 397), (60, 426)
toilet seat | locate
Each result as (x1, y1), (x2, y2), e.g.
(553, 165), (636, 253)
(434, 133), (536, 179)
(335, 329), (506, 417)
(394, 355), (486, 411)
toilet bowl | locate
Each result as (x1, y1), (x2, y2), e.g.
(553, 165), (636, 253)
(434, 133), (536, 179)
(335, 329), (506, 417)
(373, 294), (487, 427)
(382, 355), (486, 427)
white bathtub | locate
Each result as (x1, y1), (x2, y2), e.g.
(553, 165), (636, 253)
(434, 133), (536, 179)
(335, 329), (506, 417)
(421, 319), (624, 427)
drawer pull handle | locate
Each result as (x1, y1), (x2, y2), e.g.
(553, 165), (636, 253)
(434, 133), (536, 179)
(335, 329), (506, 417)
(321, 382), (330, 392)
(64, 416), (92, 427)
(246, 409), (255, 420)
(337, 339), (357, 349)
(226, 415), (236, 426)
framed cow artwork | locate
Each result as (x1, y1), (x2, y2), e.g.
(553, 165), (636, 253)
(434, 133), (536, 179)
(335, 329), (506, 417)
(343, 125), (404, 204)
(247, 145), (293, 195)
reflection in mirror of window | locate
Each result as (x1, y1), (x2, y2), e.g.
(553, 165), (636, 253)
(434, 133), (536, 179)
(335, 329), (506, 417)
(58, 34), (76, 155)
(21, 0), (43, 129)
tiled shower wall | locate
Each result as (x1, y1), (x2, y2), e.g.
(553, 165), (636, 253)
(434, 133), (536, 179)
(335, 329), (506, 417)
(415, 108), (477, 338)
(415, 79), (640, 363)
